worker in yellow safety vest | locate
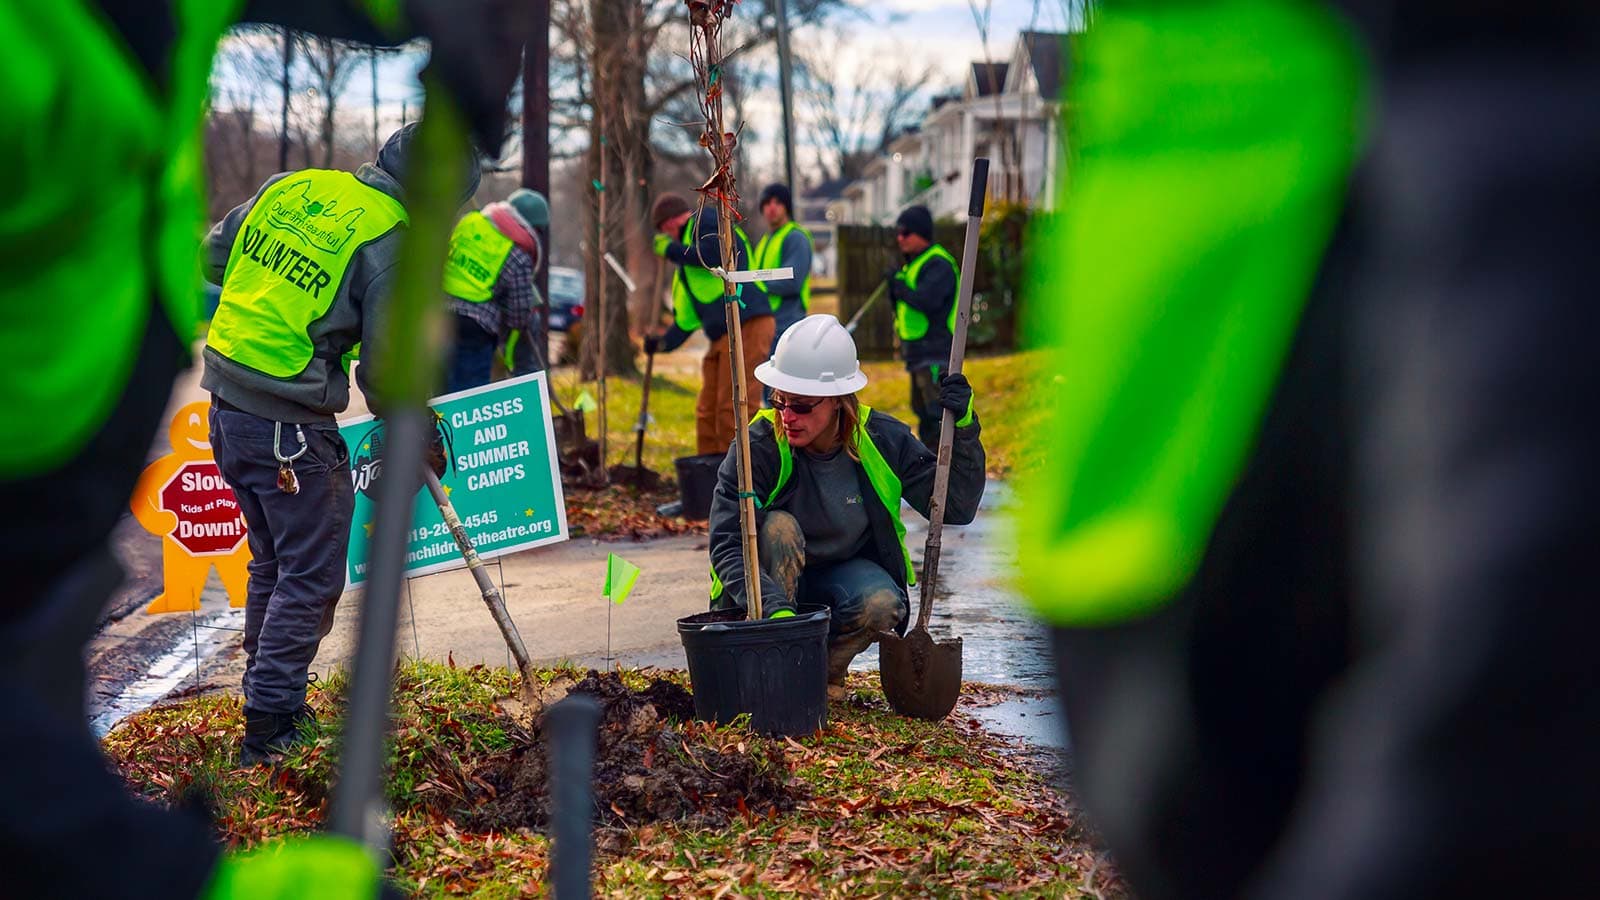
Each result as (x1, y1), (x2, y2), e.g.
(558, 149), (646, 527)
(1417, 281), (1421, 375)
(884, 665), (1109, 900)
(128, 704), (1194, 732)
(645, 192), (775, 457)
(887, 205), (959, 448)
(442, 189), (547, 391)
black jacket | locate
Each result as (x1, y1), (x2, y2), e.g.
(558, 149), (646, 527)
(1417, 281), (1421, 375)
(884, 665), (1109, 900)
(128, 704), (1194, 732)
(708, 409), (985, 622)
(659, 207), (769, 352)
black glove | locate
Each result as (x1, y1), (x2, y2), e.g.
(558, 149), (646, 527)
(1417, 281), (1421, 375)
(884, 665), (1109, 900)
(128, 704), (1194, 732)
(937, 372), (974, 420)
(643, 334), (662, 355)
(881, 265), (901, 285)
(405, 0), (532, 155)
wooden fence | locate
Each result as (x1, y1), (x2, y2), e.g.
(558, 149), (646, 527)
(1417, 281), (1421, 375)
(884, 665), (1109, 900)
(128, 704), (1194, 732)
(835, 221), (1019, 359)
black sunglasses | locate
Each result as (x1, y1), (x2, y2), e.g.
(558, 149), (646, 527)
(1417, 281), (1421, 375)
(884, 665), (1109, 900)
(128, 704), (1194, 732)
(896, 228), (912, 237)
(771, 395), (827, 415)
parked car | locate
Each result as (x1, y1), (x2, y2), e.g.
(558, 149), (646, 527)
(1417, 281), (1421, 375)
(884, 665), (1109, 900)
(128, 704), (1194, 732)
(545, 266), (585, 333)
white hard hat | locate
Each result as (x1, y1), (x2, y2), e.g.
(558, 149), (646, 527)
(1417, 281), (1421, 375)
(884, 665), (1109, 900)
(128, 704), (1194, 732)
(754, 314), (869, 397)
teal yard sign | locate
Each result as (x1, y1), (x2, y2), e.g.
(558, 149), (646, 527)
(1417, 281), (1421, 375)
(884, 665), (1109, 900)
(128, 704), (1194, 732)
(341, 372), (568, 588)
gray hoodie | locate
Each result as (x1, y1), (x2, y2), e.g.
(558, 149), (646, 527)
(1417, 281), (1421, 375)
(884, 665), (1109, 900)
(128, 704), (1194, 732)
(200, 164), (407, 423)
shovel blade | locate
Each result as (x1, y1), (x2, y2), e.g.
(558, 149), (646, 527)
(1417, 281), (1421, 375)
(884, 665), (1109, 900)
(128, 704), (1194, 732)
(878, 628), (963, 721)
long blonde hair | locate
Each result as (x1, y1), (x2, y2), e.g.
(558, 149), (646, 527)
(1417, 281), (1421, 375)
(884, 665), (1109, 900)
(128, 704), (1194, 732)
(772, 391), (862, 461)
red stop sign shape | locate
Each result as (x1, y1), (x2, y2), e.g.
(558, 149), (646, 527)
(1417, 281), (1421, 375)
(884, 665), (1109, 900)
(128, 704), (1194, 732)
(159, 460), (248, 556)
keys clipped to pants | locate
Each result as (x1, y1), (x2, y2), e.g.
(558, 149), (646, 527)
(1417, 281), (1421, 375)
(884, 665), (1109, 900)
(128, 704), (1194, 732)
(274, 421), (309, 495)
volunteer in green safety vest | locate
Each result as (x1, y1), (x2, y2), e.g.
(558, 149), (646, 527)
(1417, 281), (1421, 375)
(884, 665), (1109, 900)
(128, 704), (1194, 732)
(204, 123), (480, 768)
(441, 189), (545, 392)
(887, 205), (959, 448)
(706, 315), (984, 699)
(0, 3), (524, 897)
(645, 193), (775, 455)
(752, 183), (814, 365)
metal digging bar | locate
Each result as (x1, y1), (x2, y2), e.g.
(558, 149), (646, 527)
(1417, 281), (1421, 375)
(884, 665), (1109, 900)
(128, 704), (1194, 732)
(423, 468), (538, 701)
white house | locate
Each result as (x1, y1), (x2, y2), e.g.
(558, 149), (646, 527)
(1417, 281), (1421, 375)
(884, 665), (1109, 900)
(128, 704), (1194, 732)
(839, 30), (1068, 224)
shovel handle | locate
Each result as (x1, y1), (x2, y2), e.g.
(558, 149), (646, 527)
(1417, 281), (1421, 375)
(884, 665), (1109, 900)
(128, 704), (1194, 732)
(915, 157), (988, 632)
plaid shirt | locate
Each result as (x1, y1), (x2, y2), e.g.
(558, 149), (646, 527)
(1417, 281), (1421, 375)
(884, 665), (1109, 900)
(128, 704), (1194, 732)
(448, 244), (536, 337)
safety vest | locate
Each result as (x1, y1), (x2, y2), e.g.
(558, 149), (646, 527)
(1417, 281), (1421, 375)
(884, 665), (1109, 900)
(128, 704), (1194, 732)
(1017, 0), (1366, 628)
(709, 406), (916, 602)
(208, 170), (407, 379)
(442, 211), (513, 303)
(0, 0), (242, 475)
(671, 217), (758, 332)
(894, 244), (960, 342)
(753, 221), (813, 313)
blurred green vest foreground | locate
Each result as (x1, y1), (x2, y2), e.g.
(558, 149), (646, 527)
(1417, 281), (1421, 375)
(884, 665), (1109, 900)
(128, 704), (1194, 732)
(0, 0), (241, 477)
(1018, 0), (1367, 627)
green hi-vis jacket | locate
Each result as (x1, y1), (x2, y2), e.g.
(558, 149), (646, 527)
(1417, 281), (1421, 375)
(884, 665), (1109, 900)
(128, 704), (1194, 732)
(708, 405), (984, 619)
(202, 166), (410, 424)
(0, 0), (241, 477)
(895, 244), (960, 341)
(1017, 0), (1366, 628)
(442, 211), (513, 303)
(753, 221), (813, 313)
(670, 216), (760, 334)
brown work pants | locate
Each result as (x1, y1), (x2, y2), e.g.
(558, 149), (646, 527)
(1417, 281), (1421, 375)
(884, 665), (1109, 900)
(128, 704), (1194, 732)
(697, 315), (776, 455)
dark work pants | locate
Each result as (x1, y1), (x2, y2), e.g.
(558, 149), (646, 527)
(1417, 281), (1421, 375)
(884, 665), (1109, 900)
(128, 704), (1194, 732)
(447, 313), (498, 394)
(758, 511), (906, 683)
(1052, 35), (1600, 900)
(210, 406), (352, 716)
(908, 364), (942, 449)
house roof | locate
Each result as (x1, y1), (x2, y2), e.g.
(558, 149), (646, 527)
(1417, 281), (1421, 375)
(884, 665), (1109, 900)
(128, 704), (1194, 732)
(970, 62), (1009, 98)
(803, 176), (854, 201)
(1020, 31), (1067, 101)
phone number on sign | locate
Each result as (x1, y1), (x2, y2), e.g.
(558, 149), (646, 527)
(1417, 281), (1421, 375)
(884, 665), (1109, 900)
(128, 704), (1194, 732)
(408, 511), (499, 542)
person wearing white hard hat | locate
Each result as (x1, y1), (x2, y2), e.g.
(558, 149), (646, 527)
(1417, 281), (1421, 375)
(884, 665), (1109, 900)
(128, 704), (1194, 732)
(706, 315), (986, 698)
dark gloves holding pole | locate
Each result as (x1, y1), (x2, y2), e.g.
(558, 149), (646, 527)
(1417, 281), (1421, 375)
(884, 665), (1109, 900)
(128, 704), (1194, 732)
(643, 334), (662, 355)
(938, 373), (974, 424)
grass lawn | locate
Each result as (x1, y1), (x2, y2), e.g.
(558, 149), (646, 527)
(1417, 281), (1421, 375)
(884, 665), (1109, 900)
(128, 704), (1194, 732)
(105, 662), (1115, 898)
(547, 348), (1047, 484)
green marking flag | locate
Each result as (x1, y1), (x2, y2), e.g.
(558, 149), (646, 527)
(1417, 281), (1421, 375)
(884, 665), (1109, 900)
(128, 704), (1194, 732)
(574, 390), (598, 413)
(604, 553), (641, 605)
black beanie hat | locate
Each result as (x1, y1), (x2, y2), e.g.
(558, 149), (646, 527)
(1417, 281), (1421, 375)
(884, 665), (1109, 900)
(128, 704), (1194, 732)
(758, 182), (793, 216)
(377, 122), (482, 203)
(896, 205), (934, 241)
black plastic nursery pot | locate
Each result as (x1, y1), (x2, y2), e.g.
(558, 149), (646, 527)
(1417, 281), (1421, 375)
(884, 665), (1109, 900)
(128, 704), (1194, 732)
(677, 604), (831, 736)
(673, 453), (723, 520)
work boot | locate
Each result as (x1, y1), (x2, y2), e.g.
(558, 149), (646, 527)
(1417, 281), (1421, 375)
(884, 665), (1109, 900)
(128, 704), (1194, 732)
(239, 704), (316, 767)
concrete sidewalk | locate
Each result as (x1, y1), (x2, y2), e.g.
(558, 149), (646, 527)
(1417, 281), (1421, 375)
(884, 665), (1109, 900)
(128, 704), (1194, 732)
(310, 533), (713, 678)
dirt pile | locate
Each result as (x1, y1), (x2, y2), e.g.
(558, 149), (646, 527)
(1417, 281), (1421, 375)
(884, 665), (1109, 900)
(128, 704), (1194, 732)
(457, 671), (800, 831)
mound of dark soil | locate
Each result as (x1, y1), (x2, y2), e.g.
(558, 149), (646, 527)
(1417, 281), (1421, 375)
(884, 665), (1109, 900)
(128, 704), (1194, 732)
(456, 671), (799, 831)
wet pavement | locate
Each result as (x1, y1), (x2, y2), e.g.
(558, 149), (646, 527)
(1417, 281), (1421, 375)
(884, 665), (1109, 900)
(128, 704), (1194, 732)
(849, 481), (1069, 755)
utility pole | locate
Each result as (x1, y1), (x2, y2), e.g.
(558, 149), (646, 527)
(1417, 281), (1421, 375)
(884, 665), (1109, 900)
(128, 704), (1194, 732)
(523, 0), (552, 366)
(773, 0), (798, 194)
(279, 28), (294, 171)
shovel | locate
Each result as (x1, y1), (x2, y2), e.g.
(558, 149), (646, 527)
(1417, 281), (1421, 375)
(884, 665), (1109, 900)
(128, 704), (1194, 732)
(878, 157), (988, 722)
